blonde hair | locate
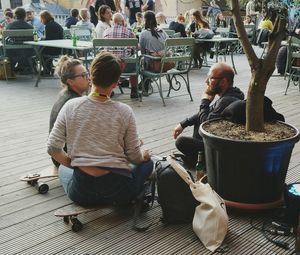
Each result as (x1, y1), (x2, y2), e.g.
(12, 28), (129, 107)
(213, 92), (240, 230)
(55, 55), (82, 89)
(79, 8), (90, 21)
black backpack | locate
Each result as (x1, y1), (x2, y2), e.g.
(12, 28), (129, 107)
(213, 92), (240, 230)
(154, 155), (199, 224)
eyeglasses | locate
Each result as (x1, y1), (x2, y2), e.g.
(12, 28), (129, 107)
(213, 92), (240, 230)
(70, 72), (89, 79)
(208, 76), (224, 81)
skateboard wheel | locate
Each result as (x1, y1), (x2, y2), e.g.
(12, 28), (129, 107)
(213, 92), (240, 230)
(36, 183), (49, 194)
(63, 216), (70, 224)
(71, 218), (83, 232)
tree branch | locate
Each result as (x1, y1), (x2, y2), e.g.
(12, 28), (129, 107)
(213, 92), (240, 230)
(230, 0), (258, 69)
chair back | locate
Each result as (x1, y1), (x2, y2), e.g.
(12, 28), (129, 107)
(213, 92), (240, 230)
(163, 29), (175, 37)
(244, 24), (256, 43)
(70, 26), (92, 41)
(2, 29), (34, 56)
(163, 37), (194, 72)
(93, 38), (139, 75)
(63, 28), (71, 39)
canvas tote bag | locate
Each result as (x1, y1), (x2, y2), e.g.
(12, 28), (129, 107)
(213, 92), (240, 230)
(167, 156), (228, 252)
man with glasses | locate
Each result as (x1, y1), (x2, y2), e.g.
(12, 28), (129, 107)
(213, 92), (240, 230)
(172, 62), (244, 167)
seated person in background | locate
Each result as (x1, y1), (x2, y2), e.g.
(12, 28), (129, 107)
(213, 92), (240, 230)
(243, 15), (254, 25)
(95, 0), (116, 14)
(26, 8), (45, 39)
(40, 11), (64, 75)
(156, 12), (169, 30)
(103, 13), (139, 99)
(47, 51), (153, 207)
(173, 63), (244, 167)
(188, 10), (210, 68)
(216, 12), (227, 28)
(125, 0), (143, 26)
(169, 14), (187, 37)
(49, 56), (91, 167)
(139, 11), (168, 94)
(6, 7), (35, 74)
(131, 12), (144, 32)
(95, 5), (112, 38)
(76, 8), (95, 31)
(65, 8), (79, 28)
(1, 11), (14, 28)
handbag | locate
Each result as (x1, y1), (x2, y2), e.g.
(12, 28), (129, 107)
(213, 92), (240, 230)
(0, 59), (15, 80)
(146, 50), (176, 73)
(167, 155), (228, 252)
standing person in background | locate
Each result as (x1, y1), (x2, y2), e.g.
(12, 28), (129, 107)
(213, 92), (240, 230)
(65, 8), (79, 28)
(125, 0), (143, 26)
(95, 0), (116, 13)
(246, 0), (259, 17)
(142, 0), (155, 12)
(47, 52), (153, 207)
(95, 5), (112, 38)
(40, 10), (64, 75)
(25, 8), (45, 39)
(76, 8), (95, 31)
(206, 0), (221, 26)
(49, 56), (91, 167)
(169, 14), (187, 37)
(89, 4), (98, 26)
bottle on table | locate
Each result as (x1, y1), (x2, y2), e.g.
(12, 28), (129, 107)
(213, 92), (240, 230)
(33, 30), (38, 42)
(72, 31), (77, 47)
(196, 151), (205, 181)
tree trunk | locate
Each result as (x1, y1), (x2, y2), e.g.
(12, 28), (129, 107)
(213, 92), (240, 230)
(230, 0), (287, 132)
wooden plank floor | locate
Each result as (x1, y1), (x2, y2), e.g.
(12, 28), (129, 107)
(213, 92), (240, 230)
(1, 50), (300, 254)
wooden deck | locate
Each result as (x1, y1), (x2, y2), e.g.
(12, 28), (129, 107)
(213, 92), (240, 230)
(1, 52), (300, 254)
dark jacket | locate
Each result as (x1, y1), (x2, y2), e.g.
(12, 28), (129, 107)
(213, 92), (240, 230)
(42, 20), (64, 56)
(95, 0), (116, 13)
(180, 87), (245, 139)
(6, 20), (33, 30)
(65, 16), (78, 29)
(169, 21), (187, 37)
(49, 89), (80, 167)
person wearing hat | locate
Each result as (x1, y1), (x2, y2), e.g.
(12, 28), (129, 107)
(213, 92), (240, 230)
(26, 8), (45, 39)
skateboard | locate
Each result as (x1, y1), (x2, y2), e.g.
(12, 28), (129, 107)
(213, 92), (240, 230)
(20, 166), (58, 194)
(54, 204), (105, 232)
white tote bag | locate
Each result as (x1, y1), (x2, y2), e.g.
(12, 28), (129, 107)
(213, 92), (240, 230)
(167, 156), (228, 252)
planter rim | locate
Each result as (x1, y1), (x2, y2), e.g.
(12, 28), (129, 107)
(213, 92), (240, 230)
(199, 119), (300, 144)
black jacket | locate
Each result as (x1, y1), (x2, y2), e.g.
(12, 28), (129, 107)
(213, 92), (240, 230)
(180, 87), (245, 139)
(95, 0), (116, 13)
(42, 20), (64, 56)
(169, 21), (187, 37)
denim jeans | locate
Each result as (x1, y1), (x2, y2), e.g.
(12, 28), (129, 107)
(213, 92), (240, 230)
(58, 160), (154, 206)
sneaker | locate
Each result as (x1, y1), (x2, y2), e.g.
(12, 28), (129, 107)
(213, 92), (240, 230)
(209, 51), (215, 59)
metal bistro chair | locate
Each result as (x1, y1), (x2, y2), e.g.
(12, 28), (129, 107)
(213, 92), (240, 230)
(93, 38), (139, 95)
(2, 29), (36, 76)
(284, 36), (300, 95)
(140, 37), (194, 106)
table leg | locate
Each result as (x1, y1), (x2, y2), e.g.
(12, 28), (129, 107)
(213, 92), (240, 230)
(34, 46), (43, 87)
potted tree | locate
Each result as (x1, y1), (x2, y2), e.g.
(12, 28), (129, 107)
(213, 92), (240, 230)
(199, 0), (300, 207)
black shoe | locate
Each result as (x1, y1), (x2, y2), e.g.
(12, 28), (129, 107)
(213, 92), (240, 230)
(209, 51), (214, 59)
(130, 92), (139, 99)
(110, 91), (115, 97)
(119, 79), (129, 88)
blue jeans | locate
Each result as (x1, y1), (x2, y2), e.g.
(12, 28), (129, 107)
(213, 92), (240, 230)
(58, 160), (154, 206)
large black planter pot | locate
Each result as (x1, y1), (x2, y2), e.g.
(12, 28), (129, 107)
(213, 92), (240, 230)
(199, 120), (300, 204)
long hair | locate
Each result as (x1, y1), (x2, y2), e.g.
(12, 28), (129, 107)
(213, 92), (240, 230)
(192, 10), (209, 29)
(144, 11), (160, 38)
(98, 5), (111, 23)
(40, 10), (54, 24)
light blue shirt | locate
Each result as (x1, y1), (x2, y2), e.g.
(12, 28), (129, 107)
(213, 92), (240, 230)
(29, 17), (45, 38)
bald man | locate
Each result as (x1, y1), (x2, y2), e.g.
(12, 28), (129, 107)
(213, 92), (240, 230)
(172, 63), (245, 167)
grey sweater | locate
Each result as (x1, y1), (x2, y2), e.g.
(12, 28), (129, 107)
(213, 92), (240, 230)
(47, 96), (144, 170)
